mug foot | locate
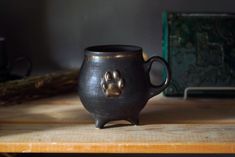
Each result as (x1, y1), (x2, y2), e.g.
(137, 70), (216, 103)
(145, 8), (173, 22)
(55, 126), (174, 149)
(95, 118), (108, 129)
(94, 116), (139, 129)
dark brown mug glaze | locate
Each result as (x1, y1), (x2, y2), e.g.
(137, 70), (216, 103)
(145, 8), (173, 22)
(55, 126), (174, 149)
(78, 45), (171, 128)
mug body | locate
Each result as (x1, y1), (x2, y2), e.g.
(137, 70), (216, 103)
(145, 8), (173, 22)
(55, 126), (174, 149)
(78, 45), (150, 128)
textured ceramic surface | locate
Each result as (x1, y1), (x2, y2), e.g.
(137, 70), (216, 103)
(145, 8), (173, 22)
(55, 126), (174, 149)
(78, 45), (171, 128)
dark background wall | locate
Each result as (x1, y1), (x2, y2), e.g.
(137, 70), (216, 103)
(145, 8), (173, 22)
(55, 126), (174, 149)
(0, 0), (235, 74)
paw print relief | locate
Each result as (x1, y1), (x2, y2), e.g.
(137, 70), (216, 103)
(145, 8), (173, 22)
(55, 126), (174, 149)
(100, 70), (125, 97)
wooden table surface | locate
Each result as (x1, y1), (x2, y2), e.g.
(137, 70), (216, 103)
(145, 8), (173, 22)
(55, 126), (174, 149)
(0, 94), (235, 153)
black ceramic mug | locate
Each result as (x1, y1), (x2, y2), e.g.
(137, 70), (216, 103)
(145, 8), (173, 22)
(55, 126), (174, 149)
(78, 45), (171, 128)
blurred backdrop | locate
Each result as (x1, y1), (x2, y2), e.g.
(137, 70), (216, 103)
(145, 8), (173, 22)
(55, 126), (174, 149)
(0, 0), (234, 74)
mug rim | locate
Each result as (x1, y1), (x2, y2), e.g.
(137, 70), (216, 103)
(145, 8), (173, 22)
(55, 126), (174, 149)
(85, 45), (143, 56)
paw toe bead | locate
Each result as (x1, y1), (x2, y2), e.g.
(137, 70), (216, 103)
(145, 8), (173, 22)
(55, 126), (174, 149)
(118, 79), (124, 89)
(112, 70), (120, 80)
(104, 72), (112, 81)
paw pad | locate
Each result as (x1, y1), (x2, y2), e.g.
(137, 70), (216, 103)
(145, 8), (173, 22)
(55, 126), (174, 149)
(101, 70), (125, 97)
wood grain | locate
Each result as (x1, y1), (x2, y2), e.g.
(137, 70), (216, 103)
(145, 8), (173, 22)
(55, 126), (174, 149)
(0, 94), (235, 153)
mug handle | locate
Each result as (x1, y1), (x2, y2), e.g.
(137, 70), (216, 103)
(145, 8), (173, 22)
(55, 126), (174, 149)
(9, 56), (32, 77)
(144, 56), (171, 99)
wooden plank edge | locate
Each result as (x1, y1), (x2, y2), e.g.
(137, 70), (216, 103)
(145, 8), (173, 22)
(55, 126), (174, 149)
(0, 143), (234, 153)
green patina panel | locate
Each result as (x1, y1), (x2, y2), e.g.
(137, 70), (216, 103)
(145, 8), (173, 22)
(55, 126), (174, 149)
(162, 12), (235, 96)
